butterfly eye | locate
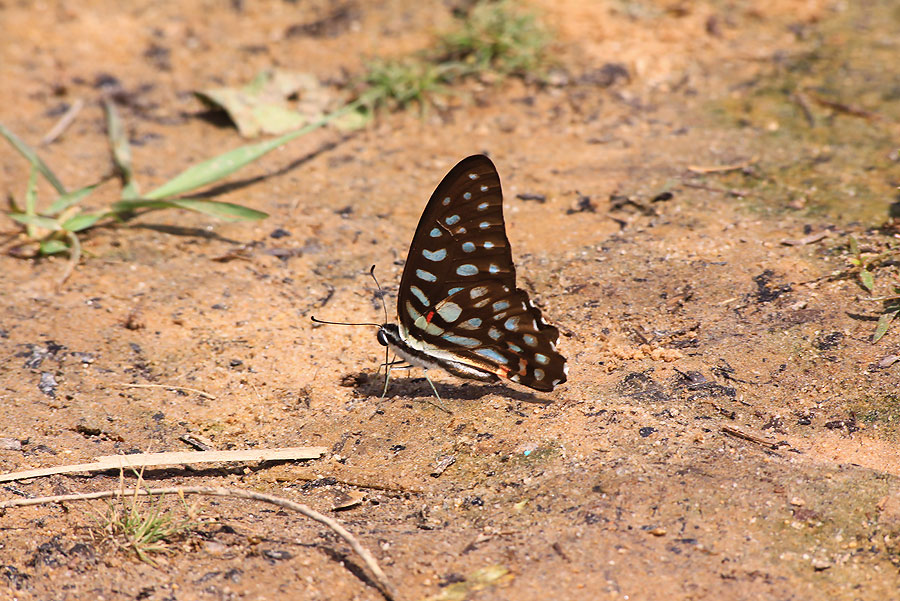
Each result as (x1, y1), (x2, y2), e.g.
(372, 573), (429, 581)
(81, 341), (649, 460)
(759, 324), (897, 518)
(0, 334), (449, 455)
(376, 329), (389, 347)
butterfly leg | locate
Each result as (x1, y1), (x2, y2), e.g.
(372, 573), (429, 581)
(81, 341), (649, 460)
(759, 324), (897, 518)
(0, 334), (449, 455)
(422, 369), (451, 414)
(381, 361), (393, 399)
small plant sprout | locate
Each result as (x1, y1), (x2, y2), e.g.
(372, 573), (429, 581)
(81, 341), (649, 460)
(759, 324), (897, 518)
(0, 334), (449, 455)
(845, 235), (900, 342)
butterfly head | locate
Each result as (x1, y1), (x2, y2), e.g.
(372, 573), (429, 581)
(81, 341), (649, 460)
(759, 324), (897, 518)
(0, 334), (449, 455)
(376, 323), (400, 347)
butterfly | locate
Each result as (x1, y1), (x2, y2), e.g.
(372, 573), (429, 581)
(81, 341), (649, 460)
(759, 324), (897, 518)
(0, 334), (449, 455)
(369, 154), (568, 395)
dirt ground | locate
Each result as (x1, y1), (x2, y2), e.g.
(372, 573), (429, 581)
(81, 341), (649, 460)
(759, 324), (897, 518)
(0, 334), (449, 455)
(2, 1), (900, 600)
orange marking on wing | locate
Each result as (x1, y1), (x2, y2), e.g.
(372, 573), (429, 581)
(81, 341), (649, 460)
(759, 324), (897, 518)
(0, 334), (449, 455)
(426, 311), (435, 323)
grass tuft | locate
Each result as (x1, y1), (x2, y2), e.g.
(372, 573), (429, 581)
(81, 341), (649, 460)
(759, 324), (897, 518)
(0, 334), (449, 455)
(93, 472), (199, 565)
(360, 0), (549, 112)
(438, 0), (549, 77)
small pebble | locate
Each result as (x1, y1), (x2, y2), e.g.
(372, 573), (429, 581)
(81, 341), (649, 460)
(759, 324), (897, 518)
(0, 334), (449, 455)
(0, 438), (22, 451)
(811, 559), (831, 571)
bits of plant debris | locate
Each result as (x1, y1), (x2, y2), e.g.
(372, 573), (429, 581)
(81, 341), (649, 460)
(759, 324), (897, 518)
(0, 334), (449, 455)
(39, 372), (58, 398)
(516, 193), (546, 203)
(579, 63), (630, 87)
(566, 194), (596, 215)
(430, 454), (456, 477)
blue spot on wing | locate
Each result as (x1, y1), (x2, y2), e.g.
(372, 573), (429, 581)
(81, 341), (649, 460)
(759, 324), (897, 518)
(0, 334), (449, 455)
(460, 317), (482, 329)
(410, 286), (430, 307)
(416, 269), (436, 282)
(441, 333), (480, 348)
(474, 348), (508, 364)
(436, 301), (462, 322)
(423, 248), (447, 261)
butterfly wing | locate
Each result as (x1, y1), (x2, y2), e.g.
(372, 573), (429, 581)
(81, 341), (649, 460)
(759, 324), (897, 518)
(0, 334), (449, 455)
(397, 155), (567, 391)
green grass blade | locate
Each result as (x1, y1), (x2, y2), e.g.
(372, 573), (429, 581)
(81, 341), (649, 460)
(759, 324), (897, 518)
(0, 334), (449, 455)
(168, 198), (268, 221)
(105, 100), (140, 199)
(8, 213), (62, 231)
(144, 98), (363, 200)
(873, 310), (899, 342)
(25, 166), (39, 239)
(40, 239), (69, 254)
(110, 198), (267, 221)
(25, 165), (37, 214)
(47, 183), (100, 215)
(860, 269), (875, 293)
(110, 199), (177, 213)
(62, 212), (105, 233)
(0, 122), (67, 194)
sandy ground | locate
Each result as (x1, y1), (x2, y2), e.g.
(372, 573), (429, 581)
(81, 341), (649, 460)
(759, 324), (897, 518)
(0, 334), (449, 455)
(2, 1), (900, 600)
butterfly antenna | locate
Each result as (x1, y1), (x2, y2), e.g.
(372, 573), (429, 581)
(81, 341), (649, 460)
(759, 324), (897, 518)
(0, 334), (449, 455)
(310, 316), (380, 327)
(368, 265), (389, 325)
(367, 265), (394, 398)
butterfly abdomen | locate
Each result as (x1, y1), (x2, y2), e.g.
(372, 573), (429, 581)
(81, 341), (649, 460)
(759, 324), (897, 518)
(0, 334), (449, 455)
(378, 324), (500, 383)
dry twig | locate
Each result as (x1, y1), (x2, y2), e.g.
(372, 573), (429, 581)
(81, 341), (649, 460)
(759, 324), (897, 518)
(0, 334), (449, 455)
(721, 426), (784, 451)
(687, 156), (757, 174)
(0, 447), (327, 482)
(41, 99), (85, 145)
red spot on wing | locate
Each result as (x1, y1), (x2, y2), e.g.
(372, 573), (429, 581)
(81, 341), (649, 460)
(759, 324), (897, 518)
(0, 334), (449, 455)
(426, 311), (435, 323)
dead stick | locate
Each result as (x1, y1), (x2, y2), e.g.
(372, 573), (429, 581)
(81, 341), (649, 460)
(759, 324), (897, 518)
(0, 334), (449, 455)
(721, 426), (782, 450)
(807, 92), (880, 120)
(41, 98), (84, 145)
(0, 447), (327, 482)
(687, 156), (757, 174)
(791, 92), (815, 127)
(0, 486), (398, 601)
